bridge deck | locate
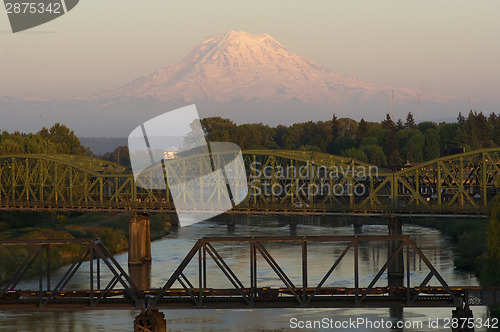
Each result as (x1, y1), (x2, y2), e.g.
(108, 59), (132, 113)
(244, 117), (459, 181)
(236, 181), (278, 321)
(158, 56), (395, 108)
(1, 286), (498, 310)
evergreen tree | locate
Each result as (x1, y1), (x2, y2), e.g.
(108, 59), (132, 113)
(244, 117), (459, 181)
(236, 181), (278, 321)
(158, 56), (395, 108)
(39, 123), (86, 155)
(457, 112), (466, 125)
(355, 118), (370, 141)
(396, 119), (404, 130)
(405, 112), (417, 129)
(488, 112), (498, 125)
(458, 111), (493, 150)
(381, 114), (396, 131)
(331, 114), (341, 138)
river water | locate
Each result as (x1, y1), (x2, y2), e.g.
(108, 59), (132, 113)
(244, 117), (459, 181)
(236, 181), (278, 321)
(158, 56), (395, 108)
(0, 216), (491, 331)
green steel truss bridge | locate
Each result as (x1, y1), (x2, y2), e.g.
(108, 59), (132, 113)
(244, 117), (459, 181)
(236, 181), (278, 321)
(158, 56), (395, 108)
(0, 148), (499, 215)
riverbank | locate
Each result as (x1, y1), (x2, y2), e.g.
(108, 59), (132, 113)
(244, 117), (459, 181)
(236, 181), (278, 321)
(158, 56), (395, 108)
(406, 215), (500, 318)
(405, 217), (488, 271)
(0, 211), (172, 283)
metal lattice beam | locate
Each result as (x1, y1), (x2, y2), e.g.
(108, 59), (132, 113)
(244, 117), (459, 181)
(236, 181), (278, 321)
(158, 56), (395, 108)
(0, 148), (499, 214)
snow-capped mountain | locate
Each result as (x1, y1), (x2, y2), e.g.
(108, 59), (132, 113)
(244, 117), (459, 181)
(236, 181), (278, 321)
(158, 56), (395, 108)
(102, 31), (455, 106)
(0, 31), (466, 136)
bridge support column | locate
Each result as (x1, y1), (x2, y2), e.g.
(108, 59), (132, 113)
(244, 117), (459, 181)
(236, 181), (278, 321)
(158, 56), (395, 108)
(289, 220), (297, 236)
(451, 303), (474, 332)
(128, 262), (151, 290)
(227, 218), (236, 234)
(388, 216), (404, 286)
(389, 306), (404, 332)
(225, 215), (250, 234)
(129, 213), (152, 265)
(353, 223), (363, 235)
(134, 309), (166, 332)
(387, 216), (405, 328)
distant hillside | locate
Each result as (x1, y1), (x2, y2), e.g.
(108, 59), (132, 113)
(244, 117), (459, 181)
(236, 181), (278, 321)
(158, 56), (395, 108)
(79, 137), (127, 155)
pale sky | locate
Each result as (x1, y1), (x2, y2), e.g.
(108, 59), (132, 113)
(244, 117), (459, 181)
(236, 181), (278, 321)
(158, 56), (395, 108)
(1, 0), (500, 108)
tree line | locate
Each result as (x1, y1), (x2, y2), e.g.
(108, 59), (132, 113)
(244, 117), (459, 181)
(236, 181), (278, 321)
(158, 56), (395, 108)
(0, 123), (88, 155)
(200, 110), (500, 166)
(1, 110), (499, 167)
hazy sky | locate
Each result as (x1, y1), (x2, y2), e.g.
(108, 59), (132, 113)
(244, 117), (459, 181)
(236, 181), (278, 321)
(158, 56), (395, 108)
(1, 0), (500, 108)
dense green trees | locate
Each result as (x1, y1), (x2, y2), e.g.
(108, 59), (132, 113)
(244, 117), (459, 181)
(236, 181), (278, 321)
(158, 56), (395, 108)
(3, 110), (499, 168)
(0, 123), (88, 155)
(424, 129), (440, 160)
(101, 146), (131, 167)
(199, 110), (500, 167)
(457, 111), (495, 150)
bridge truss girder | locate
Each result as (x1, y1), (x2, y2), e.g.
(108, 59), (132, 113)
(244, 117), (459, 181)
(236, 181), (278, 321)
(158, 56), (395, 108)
(0, 148), (498, 214)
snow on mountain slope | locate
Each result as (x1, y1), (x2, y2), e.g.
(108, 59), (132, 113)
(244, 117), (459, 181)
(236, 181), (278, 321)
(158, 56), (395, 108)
(102, 31), (455, 106)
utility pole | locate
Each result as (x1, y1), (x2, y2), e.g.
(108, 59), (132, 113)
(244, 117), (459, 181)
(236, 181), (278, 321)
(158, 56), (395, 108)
(391, 90), (395, 121)
(417, 92), (421, 124)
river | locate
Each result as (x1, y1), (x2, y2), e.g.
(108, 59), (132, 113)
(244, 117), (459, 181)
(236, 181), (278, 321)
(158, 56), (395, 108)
(0, 216), (491, 331)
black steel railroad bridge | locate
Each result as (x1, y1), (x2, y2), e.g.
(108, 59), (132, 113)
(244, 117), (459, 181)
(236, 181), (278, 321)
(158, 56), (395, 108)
(1, 236), (499, 331)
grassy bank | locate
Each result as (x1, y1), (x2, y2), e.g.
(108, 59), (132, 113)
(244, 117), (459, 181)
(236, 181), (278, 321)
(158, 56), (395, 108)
(0, 211), (172, 283)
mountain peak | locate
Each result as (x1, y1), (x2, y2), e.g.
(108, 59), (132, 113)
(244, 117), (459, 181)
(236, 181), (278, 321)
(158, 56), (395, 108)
(220, 30), (273, 42)
(102, 31), (454, 107)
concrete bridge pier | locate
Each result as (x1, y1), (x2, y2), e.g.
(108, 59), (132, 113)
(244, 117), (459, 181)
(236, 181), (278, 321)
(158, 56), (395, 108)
(389, 306), (404, 332)
(388, 216), (404, 286)
(451, 302), (474, 332)
(226, 218), (236, 234)
(128, 213), (152, 265)
(224, 215), (250, 234)
(278, 215), (288, 227)
(128, 262), (151, 290)
(451, 310), (474, 332)
(134, 309), (167, 332)
(289, 220), (297, 236)
(353, 223), (363, 235)
(387, 216), (404, 329)
(287, 216), (321, 236)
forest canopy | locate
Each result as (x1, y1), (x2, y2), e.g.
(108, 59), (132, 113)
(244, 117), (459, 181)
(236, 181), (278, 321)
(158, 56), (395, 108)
(198, 110), (500, 166)
(2, 111), (499, 168)
(0, 123), (88, 155)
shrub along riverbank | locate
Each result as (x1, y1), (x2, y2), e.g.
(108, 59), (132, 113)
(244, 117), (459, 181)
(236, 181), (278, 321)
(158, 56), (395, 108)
(407, 211), (500, 317)
(0, 212), (171, 284)
(406, 216), (489, 271)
